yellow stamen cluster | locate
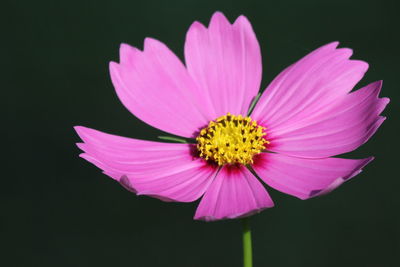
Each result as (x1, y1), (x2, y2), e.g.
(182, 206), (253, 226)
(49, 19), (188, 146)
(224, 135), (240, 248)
(196, 113), (269, 166)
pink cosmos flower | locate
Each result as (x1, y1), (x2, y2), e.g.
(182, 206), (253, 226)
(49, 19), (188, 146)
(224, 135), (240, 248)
(75, 12), (389, 221)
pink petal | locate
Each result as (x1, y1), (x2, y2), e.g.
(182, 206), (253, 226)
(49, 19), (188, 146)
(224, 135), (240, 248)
(110, 39), (215, 138)
(194, 165), (274, 221)
(252, 153), (373, 200)
(266, 81), (389, 158)
(252, 42), (368, 130)
(75, 126), (218, 202)
(184, 12), (262, 118)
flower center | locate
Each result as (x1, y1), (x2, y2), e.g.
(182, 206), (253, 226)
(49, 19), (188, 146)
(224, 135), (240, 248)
(196, 113), (269, 166)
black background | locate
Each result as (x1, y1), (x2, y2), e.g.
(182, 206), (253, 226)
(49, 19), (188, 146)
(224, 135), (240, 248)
(3, 0), (399, 266)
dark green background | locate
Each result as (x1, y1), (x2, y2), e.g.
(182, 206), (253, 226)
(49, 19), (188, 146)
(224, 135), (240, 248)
(3, 0), (399, 266)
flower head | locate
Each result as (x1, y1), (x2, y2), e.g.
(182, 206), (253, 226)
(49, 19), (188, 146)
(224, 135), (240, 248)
(75, 12), (389, 221)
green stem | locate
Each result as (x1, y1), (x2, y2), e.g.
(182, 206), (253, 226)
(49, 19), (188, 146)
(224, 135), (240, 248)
(242, 217), (253, 267)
